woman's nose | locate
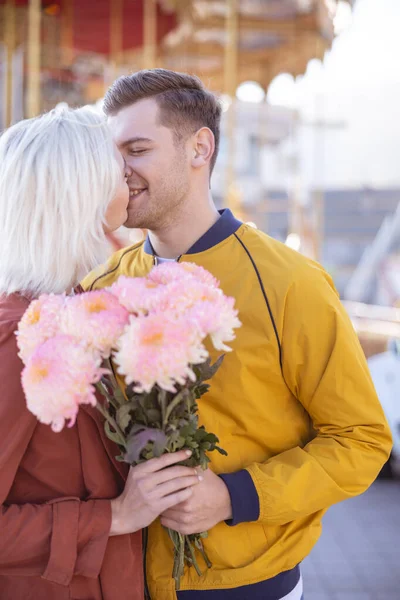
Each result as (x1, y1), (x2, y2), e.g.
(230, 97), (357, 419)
(124, 162), (133, 178)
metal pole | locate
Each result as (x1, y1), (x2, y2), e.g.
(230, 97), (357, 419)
(312, 36), (325, 262)
(5, 0), (16, 127)
(313, 189), (324, 261)
(143, 0), (157, 68)
(26, 0), (41, 118)
(61, 0), (74, 67)
(223, 0), (239, 211)
(110, 0), (123, 80)
(312, 90), (325, 262)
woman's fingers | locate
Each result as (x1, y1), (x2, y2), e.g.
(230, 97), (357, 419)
(159, 487), (193, 513)
(153, 474), (201, 498)
(137, 449), (192, 474)
(152, 465), (199, 486)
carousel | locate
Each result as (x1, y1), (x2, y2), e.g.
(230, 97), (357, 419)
(3, 0), (393, 359)
(0, 1), (343, 122)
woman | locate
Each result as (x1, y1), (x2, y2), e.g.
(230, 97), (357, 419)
(0, 107), (199, 600)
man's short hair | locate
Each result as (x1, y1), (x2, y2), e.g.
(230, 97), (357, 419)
(104, 68), (222, 174)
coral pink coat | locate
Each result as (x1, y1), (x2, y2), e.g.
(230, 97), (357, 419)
(0, 293), (143, 600)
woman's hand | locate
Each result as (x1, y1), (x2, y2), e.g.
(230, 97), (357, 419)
(110, 450), (201, 536)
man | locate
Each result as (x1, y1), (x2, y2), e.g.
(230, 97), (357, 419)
(83, 69), (392, 600)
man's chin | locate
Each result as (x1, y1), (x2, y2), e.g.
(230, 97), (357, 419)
(123, 218), (141, 229)
(123, 210), (146, 230)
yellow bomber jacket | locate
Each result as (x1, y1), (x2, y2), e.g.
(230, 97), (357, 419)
(82, 209), (392, 600)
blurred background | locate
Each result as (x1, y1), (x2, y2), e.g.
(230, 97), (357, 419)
(0, 1), (399, 598)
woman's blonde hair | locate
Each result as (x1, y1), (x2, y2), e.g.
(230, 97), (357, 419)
(0, 106), (121, 296)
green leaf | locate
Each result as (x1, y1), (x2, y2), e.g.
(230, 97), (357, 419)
(194, 383), (210, 398)
(104, 421), (124, 446)
(215, 446), (228, 456)
(179, 424), (196, 439)
(176, 435), (186, 448)
(114, 388), (126, 406)
(146, 408), (162, 425)
(116, 403), (134, 432)
(203, 432), (219, 443)
(195, 355), (225, 382)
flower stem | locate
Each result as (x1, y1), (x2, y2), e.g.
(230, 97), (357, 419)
(185, 536), (202, 576)
(163, 389), (186, 426)
(94, 388), (127, 450)
(158, 389), (167, 429)
(175, 532), (186, 590)
(194, 535), (212, 569)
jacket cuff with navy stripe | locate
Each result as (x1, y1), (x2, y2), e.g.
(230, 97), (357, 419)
(219, 469), (260, 526)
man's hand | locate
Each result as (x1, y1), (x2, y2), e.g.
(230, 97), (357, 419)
(160, 467), (232, 534)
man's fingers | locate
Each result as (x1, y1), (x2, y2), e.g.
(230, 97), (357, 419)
(160, 517), (179, 530)
(160, 517), (200, 535)
(160, 507), (185, 520)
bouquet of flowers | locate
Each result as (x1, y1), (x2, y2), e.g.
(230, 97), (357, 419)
(16, 262), (241, 589)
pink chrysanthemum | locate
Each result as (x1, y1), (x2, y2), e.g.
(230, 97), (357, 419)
(17, 294), (65, 364)
(22, 335), (105, 432)
(60, 290), (129, 357)
(149, 279), (221, 315)
(146, 281), (241, 351)
(114, 313), (208, 393)
(187, 295), (241, 352)
(148, 261), (219, 288)
(109, 276), (165, 315)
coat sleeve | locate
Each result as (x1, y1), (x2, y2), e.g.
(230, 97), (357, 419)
(246, 266), (392, 525)
(0, 321), (112, 585)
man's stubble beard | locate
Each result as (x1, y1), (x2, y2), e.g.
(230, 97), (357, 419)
(149, 183), (189, 232)
(125, 143), (190, 230)
(125, 170), (189, 231)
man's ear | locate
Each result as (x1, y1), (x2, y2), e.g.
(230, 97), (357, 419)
(191, 127), (215, 169)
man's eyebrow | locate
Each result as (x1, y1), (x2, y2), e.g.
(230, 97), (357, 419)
(120, 137), (154, 147)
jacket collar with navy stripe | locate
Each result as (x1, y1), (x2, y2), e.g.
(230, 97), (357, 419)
(143, 208), (243, 257)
